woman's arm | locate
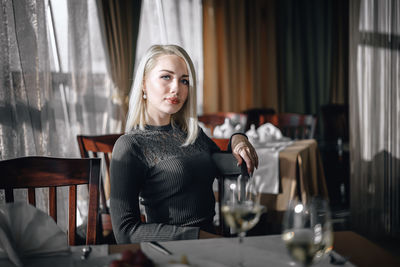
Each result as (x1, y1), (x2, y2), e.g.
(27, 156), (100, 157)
(201, 127), (258, 175)
(110, 135), (199, 243)
(230, 134), (259, 175)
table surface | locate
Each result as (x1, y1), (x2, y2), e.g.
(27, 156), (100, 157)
(109, 231), (400, 267)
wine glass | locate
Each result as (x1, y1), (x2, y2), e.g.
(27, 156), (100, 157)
(282, 197), (333, 267)
(221, 174), (266, 266)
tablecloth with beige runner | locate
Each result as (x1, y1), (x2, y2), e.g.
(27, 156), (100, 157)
(259, 139), (328, 233)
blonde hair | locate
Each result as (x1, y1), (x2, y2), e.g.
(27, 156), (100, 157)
(125, 44), (198, 146)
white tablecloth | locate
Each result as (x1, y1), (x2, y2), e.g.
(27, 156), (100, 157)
(212, 141), (292, 195)
(141, 235), (354, 267)
(252, 141), (292, 194)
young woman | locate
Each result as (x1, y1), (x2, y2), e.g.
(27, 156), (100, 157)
(110, 44), (258, 243)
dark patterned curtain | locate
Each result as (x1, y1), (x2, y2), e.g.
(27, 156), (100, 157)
(349, 0), (400, 238)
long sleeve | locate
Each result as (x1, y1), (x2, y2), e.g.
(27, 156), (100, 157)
(110, 135), (199, 244)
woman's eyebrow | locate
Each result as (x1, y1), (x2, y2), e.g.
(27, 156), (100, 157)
(159, 69), (174, 73)
(159, 69), (189, 77)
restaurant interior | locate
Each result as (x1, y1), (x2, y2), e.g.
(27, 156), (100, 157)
(0, 0), (399, 266)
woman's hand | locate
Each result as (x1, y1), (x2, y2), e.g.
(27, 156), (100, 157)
(231, 134), (259, 175)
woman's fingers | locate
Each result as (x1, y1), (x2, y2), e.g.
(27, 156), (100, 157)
(232, 152), (243, 166)
(233, 141), (259, 174)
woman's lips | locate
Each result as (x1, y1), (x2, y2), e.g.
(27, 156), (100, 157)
(165, 97), (180, 104)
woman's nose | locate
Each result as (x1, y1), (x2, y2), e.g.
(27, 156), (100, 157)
(169, 79), (179, 93)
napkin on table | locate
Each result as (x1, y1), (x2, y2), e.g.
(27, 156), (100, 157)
(213, 118), (242, 138)
(0, 202), (69, 267)
(256, 123), (285, 143)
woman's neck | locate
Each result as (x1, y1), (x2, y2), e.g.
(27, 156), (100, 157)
(145, 111), (171, 126)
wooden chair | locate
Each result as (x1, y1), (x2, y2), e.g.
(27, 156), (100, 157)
(0, 156), (100, 245)
(242, 107), (275, 131)
(76, 134), (122, 243)
(198, 112), (248, 135)
(212, 138), (230, 151)
(259, 113), (317, 139)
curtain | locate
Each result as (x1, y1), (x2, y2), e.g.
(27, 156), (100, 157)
(276, 0), (348, 121)
(203, 0), (279, 114)
(0, 0), (119, 230)
(135, 0), (204, 113)
(97, 0), (141, 130)
(349, 0), (400, 238)
(0, 0), (53, 160)
(275, 0), (349, 140)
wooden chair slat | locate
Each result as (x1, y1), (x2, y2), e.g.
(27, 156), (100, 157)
(86, 159), (100, 245)
(69, 185), (77, 246)
(28, 188), (36, 206)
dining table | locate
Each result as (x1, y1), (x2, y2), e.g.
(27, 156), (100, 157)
(2, 231), (399, 266)
(104, 231), (400, 267)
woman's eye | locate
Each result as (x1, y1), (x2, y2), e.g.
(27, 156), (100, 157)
(181, 79), (189, 86)
(161, 75), (170, 80)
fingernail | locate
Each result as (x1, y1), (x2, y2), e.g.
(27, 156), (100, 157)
(237, 162), (240, 167)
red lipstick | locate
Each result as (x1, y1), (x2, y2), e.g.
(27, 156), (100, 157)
(166, 97), (180, 104)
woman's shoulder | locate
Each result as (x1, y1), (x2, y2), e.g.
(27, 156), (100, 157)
(116, 128), (164, 148)
(113, 131), (143, 151)
(112, 131), (150, 163)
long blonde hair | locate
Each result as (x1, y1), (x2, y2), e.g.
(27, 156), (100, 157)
(125, 44), (198, 146)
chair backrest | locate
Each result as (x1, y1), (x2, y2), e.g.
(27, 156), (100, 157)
(259, 113), (317, 139)
(0, 156), (100, 245)
(199, 112), (247, 135)
(77, 134), (122, 208)
(76, 134), (123, 241)
(242, 107), (275, 130)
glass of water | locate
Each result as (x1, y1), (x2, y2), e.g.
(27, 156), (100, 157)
(282, 197), (333, 267)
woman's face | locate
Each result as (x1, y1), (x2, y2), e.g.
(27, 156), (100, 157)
(143, 54), (189, 126)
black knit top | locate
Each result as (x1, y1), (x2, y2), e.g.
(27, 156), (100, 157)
(110, 124), (222, 244)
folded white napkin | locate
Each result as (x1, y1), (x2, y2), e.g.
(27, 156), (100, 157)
(257, 123), (285, 143)
(245, 123), (293, 194)
(245, 124), (259, 144)
(252, 148), (280, 194)
(0, 202), (69, 267)
(213, 118), (242, 138)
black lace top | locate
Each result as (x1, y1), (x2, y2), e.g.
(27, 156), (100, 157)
(110, 124), (221, 243)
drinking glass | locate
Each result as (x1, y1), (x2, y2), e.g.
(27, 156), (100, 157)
(221, 174), (266, 266)
(281, 197), (333, 267)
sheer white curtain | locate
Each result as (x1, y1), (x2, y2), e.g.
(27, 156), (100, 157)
(135, 0), (204, 113)
(349, 0), (400, 237)
(0, 0), (120, 230)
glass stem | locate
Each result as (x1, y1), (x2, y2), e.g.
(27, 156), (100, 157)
(238, 231), (246, 244)
(237, 231), (246, 267)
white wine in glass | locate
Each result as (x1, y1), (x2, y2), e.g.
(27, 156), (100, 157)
(282, 197), (333, 267)
(221, 175), (266, 266)
(221, 200), (265, 234)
